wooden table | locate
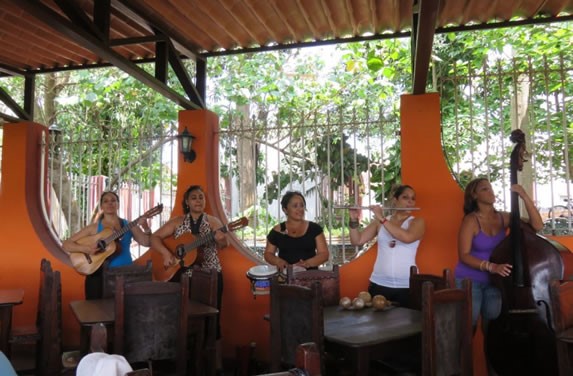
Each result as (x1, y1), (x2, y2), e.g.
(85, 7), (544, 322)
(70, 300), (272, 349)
(0, 289), (25, 357)
(70, 298), (219, 375)
(323, 305), (422, 375)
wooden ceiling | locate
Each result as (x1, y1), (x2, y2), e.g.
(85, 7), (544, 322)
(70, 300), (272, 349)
(1, 0), (573, 117)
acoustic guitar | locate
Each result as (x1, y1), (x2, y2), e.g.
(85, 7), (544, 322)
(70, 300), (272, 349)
(70, 204), (163, 275)
(151, 216), (249, 281)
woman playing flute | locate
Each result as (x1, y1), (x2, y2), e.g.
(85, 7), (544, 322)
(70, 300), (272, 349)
(348, 184), (425, 307)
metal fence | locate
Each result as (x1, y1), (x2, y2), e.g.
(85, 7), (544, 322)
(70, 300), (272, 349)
(439, 53), (573, 235)
(218, 107), (401, 265)
(35, 51), (573, 265)
(42, 126), (179, 259)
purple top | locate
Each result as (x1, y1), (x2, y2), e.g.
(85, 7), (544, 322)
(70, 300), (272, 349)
(454, 213), (506, 284)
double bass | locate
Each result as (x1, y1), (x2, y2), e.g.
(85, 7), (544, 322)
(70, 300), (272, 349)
(487, 129), (573, 375)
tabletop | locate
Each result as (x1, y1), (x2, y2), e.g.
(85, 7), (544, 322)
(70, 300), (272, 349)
(70, 298), (219, 325)
(323, 305), (422, 347)
(0, 289), (24, 306)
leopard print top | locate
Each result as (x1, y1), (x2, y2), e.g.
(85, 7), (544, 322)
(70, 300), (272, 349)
(174, 213), (222, 272)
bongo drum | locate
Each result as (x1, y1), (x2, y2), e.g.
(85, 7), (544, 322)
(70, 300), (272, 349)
(246, 265), (279, 296)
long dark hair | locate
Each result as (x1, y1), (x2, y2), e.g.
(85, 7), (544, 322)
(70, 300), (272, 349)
(463, 177), (489, 215)
(182, 185), (203, 214)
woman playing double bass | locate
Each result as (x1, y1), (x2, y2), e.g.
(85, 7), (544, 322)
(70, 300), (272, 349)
(454, 177), (543, 373)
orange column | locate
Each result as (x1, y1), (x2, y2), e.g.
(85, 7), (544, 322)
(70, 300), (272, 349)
(0, 122), (85, 346)
(174, 110), (274, 362)
(400, 93), (485, 375)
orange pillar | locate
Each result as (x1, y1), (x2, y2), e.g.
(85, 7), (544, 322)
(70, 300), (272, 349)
(400, 93), (485, 375)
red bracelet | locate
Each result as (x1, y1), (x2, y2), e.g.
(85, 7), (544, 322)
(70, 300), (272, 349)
(380, 218), (387, 225)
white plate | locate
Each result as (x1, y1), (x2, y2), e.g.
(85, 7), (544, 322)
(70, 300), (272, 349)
(248, 265), (278, 277)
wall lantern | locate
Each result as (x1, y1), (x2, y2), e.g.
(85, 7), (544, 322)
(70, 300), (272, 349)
(49, 124), (62, 156)
(178, 127), (196, 163)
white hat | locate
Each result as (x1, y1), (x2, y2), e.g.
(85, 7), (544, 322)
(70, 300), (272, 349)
(76, 352), (133, 376)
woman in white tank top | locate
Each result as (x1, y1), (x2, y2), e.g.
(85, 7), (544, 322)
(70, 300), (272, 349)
(348, 185), (425, 307)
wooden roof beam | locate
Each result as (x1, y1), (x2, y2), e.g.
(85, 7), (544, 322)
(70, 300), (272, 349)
(319, 0), (338, 37)
(54, 0), (107, 42)
(0, 85), (31, 121)
(17, 0), (202, 110)
(271, 1), (298, 42)
(294, 0), (319, 39)
(218, 0), (260, 45)
(412, 0), (440, 95)
(114, 0), (200, 61)
(242, 0), (282, 44)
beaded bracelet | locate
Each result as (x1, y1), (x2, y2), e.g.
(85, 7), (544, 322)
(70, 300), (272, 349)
(349, 220), (359, 229)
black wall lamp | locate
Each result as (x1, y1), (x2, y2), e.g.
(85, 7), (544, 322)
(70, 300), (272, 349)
(178, 127), (196, 163)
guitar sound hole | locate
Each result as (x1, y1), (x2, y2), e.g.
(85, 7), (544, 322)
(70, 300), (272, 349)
(96, 240), (106, 251)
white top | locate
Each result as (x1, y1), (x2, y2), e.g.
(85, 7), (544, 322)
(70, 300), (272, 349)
(370, 216), (419, 288)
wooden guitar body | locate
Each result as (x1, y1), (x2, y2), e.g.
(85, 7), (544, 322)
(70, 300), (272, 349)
(69, 228), (117, 275)
(150, 232), (200, 282)
(150, 216), (248, 282)
(68, 204), (164, 276)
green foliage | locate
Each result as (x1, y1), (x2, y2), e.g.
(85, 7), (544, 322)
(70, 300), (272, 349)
(435, 23), (573, 186)
(47, 67), (178, 189)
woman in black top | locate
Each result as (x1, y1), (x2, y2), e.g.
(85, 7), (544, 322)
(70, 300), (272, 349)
(264, 191), (329, 270)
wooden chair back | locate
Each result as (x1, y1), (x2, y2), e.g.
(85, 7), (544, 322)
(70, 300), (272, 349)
(286, 264), (340, 306)
(102, 260), (153, 298)
(270, 277), (324, 373)
(189, 265), (218, 307)
(114, 275), (189, 375)
(10, 259), (62, 375)
(422, 278), (473, 376)
(409, 265), (453, 310)
(187, 266), (218, 375)
(10, 259), (52, 346)
(549, 279), (573, 376)
(37, 268), (63, 376)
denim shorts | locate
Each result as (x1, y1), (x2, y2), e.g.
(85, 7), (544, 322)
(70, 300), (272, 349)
(456, 278), (501, 326)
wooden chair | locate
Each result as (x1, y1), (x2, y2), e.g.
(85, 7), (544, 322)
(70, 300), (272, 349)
(114, 275), (189, 376)
(102, 260), (153, 298)
(257, 342), (321, 376)
(11, 260), (64, 376)
(409, 265), (453, 310)
(548, 279), (573, 376)
(422, 278), (473, 376)
(10, 259), (52, 349)
(286, 264), (340, 306)
(187, 265), (218, 375)
(270, 277), (324, 373)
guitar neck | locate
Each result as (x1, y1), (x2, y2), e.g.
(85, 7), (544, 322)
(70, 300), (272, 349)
(182, 225), (227, 252)
(101, 216), (141, 246)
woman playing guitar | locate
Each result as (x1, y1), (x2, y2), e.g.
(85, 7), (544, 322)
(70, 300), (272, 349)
(150, 185), (228, 374)
(62, 191), (152, 300)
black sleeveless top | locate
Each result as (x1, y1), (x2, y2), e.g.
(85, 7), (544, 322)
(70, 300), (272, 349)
(266, 221), (323, 264)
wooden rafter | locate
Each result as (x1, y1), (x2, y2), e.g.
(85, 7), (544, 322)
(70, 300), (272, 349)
(412, 0), (440, 95)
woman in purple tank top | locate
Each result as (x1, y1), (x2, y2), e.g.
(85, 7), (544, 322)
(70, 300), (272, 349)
(454, 177), (543, 374)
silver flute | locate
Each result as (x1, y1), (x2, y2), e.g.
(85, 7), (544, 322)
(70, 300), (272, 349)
(332, 205), (420, 210)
